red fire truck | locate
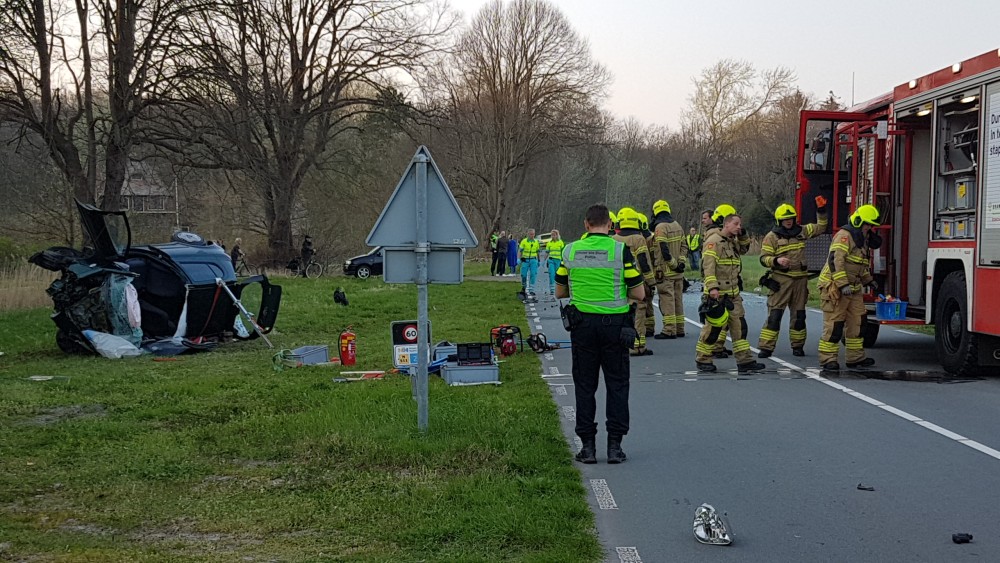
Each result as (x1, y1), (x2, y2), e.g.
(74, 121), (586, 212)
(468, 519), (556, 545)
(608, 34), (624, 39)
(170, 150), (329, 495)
(795, 48), (1000, 375)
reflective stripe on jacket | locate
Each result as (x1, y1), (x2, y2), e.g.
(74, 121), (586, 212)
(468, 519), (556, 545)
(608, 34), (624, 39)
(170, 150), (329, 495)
(562, 235), (633, 314)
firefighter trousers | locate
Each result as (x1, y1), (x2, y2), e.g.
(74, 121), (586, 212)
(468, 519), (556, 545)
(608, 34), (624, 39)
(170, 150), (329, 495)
(696, 295), (753, 365)
(630, 297), (648, 353)
(644, 283), (655, 334)
(758, 276), (809, 352)
(818, 291), (866, 365)
(656, 276), (686, 336)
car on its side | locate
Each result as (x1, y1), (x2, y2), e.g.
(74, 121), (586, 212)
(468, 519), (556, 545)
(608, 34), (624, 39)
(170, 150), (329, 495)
(343, 247), (383, 279)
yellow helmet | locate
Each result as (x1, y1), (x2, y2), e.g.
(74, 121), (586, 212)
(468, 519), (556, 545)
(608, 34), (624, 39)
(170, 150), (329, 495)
(637, 212), (649, 231)
(609, 210), (617, 225)
(711, 204), (737, 224)
(774, 203), (797, 222)
(652, 200), (671, 216)
(850, 204), (880, 227)
(617, 207), (640, 230)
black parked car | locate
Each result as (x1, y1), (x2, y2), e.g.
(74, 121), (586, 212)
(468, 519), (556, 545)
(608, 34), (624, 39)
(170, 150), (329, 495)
(29, 201), (282, 354)
(343, 247), (383, 279)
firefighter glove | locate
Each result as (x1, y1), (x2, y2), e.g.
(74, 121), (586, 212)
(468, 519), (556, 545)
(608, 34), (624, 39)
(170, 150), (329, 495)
(674, 262), (686, 273)
(866, 280), (878, 292)
(840, 286), (854, 296)
(815, 195), (828, 209)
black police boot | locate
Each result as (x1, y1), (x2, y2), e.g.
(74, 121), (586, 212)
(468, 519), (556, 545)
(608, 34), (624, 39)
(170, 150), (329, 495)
(847, 357), (875, 368)
(697, 362), (717, 373)
(575, 437), (597, 464)
(607, 436), (627, 464)
(821, 362), (840, 372)
(792, 348), (805, 357)
(737, 361), (766, 373)
(654, 333), (676, 340)
(757, 349), (772, 359)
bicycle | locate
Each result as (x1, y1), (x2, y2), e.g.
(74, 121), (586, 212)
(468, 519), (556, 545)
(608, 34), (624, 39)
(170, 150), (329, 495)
(234, 256), (258, 277)
(287, 256), (323, 278)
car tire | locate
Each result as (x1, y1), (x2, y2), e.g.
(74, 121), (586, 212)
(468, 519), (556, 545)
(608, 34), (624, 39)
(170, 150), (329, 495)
(357, 265), (371, 279)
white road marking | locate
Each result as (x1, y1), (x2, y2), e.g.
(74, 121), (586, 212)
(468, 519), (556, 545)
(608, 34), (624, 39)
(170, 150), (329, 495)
(573, 436), (583, 451)
(562, 405), (576, 421)
(590, 479), (618, 510)
(895, 329), (922, 336)
(542, 373), (572, 379)
(616, 547), (643, 563)
(684, 315), (1000, 462)
(553, 385), (568, 396)
(544, 353), (554, 361)
(549, 366), (559, 375)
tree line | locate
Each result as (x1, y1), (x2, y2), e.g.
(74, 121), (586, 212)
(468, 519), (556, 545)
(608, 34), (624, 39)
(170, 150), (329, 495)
(0, 0), (845, 260)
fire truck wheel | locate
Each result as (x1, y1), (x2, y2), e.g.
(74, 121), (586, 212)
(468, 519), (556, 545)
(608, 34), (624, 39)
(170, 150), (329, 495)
(862, 316), (880, 348)
(934, 271), (979, 376)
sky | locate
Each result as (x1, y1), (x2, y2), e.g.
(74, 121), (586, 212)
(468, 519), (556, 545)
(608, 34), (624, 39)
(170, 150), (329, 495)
(446, 0), (1000, 129)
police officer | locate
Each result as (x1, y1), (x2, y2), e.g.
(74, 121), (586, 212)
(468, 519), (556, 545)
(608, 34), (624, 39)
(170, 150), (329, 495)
(818, 204), (881, 371)
(556, 204), (645, 464)
(614, 208), (655, 356)
(697, 213), (766, 373)
(651, 199), (687, 339)
(757, 197), (828, 358)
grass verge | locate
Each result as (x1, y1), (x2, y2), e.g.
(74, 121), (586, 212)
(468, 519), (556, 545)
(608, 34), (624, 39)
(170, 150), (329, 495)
(0, 274), (601, 562)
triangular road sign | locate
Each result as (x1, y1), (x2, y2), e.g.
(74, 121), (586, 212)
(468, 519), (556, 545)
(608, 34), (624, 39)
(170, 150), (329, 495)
(366, 146), (479, 248)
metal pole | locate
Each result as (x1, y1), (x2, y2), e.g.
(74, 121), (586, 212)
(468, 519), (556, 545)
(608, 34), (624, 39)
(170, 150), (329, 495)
(415, 153), (430, 431)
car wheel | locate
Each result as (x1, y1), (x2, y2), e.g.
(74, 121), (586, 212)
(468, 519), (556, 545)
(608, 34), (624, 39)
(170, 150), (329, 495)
(357, 265), (371, 279)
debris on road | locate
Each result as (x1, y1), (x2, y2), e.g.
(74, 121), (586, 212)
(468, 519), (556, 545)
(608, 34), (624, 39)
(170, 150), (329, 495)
(952, 533), (973, 544)
(857, 483), (875, 491)
(693, 503), (733, 546)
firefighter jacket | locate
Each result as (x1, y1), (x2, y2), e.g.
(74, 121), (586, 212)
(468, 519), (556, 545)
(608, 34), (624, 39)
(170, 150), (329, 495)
(653, 213), (686, 280)
(818, 226), (874, 293)
(702, 231), (742, 297)
(760, 211), (827, 280)
(614, 228), (655, 287)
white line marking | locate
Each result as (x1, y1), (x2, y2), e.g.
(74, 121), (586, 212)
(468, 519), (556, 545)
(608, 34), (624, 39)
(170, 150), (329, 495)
(562, 405), (576, 421)
(590, 479), (618, 510)
(574, 436), (583, 451)
(542, 373), (572, 379)
(549, 366), (559, 375)
(895, 329), (921, 335)
(544, 352), (554, 361)
(554, 385), (568, 396)
(684, 314), (1000, 462)
(616, 547), (643, 563)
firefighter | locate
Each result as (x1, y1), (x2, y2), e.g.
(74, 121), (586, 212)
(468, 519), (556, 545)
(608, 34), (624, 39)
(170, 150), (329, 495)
(757, 197), (829, 358)
(638, 212), (656, 337)
(703, 204), (748, 358)
(615, 207), (655, 356)
(697, 212), (765, 373)
(608, 210), (618, 235)
(651, 199), (687, 339)
(817, 204), (881, 371)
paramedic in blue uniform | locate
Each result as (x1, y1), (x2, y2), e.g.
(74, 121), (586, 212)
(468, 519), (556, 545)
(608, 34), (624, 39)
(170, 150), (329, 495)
(556, 204), (645, 465)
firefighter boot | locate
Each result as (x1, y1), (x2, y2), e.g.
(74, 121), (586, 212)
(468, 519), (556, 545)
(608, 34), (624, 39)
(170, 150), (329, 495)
(737, 361), (766, 373)
(847, 357), (875, 369)
(575, 437), (597, 464)
(607, 436), (627, 464)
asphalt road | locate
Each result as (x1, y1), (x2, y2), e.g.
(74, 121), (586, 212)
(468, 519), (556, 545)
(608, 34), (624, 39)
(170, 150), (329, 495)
(521, 276), (1000, 562)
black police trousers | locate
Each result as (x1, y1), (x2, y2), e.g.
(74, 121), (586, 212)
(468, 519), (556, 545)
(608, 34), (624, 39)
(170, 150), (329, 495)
(571, 313), (631, 440)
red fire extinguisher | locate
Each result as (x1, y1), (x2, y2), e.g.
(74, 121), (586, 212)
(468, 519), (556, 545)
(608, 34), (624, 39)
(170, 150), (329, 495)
(340, 325), (356, 366)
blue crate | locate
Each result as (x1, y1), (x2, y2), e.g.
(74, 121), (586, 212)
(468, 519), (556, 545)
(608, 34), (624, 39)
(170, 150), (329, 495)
(875, 301), (907, 320)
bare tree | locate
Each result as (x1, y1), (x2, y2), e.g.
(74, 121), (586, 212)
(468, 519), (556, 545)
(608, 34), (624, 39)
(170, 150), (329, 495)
(428, 0), (610, 236)
(151, 0), (452, 257)
(0, 0), (201, 211)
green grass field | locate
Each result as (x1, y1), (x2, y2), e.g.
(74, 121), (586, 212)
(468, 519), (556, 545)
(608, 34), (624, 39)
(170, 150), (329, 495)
(0, 273), (601, 562)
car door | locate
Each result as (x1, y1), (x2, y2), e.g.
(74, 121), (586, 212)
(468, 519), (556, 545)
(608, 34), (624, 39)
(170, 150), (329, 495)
(76, 199), (131, 263)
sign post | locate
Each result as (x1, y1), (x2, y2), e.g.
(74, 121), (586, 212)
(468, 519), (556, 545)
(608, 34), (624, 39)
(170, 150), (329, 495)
(367, 147), (478, 431)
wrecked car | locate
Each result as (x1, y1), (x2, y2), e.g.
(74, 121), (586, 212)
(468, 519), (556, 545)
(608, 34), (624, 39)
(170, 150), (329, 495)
(29, 200), (281, 354)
